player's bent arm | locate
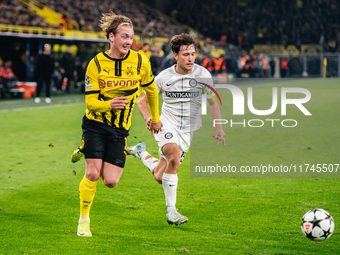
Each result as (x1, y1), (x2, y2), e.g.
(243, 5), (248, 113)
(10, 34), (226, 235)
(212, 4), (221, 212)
(86, 93), (128, 111)
(142, 81), (160, 123)
(85, 93), (111, 112)
(85, 58), (113, 112)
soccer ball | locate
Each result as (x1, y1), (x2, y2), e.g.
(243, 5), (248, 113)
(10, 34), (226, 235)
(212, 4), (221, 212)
(301, 208), (335, 241)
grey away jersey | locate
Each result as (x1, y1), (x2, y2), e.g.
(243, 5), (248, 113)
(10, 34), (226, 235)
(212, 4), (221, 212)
(155, 64), (214, 132)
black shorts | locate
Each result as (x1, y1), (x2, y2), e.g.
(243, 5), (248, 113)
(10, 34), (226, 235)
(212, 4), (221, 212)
(80, 116), (128, 168)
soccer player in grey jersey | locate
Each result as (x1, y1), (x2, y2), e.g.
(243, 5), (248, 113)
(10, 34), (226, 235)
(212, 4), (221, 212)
(128, 33), (225, 225)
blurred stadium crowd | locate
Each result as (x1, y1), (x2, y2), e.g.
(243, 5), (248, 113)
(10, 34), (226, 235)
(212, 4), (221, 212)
(0, 0), (50, 28)
(0, 0), (339, 98)
(0, 0), (189, 37)
(175, 0), (339, 51)
(1, 0), (338, 51)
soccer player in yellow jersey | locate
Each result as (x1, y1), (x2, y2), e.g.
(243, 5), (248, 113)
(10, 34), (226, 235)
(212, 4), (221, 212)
(76, 11), (162, 237)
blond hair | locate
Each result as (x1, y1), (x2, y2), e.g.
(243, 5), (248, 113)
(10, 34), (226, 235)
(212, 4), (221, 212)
(99, 11), (133, 39)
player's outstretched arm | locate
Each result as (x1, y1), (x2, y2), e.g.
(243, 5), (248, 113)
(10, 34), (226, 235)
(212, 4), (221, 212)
(208, 97), (226, 146)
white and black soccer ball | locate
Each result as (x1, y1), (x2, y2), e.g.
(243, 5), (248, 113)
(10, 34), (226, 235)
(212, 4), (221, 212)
(301, 208), (335, 241)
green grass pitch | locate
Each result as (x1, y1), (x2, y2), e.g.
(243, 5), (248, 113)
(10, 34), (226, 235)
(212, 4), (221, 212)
(0, 78), (339, 254)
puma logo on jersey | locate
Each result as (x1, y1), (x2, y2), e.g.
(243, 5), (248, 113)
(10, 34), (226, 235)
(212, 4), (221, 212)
(103, 69), (112, 75)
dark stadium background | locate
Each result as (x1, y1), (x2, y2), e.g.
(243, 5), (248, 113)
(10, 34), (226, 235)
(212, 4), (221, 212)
(0, 0), (339, 96)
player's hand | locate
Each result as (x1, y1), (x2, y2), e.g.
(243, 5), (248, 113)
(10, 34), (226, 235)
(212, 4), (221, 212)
(213, 129), (226, 146)
(150, 121), (163, 136)
(110, 97), (129, 109)
(145, 117), (152, 131)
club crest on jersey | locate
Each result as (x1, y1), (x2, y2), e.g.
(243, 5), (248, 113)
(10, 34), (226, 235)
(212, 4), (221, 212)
(164, 132), (173, 139)
(99, 79), (106, 89)
(126, 67), (134, 77)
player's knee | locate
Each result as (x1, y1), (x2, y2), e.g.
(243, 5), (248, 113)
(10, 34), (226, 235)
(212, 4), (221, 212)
(167, 156), (181, 172)
(103, 178), (119, 188)
(105, 183), (116, 188)
(85, 160), (102, 181)
(85, 169), (101, 182)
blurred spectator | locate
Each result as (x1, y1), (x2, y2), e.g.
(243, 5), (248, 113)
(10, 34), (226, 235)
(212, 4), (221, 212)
(159, 53), (176, 71)
(255, 54), (264, 78)
(261, 54), (268, 77)
(212, 55), (227, 74)
(0, 60), (18, 97)
(60, 15), (67, 30)
(60, 46), (76, 93)
(52, 60), (62, 91)
(76, 60), (88, 93)
(149, 48), (160, 75)
(162, 41), (171, 56)
(1, 60), (16, 80)
(34, 44), (55, 103)
(27, 56), (36, 82)
(269, 58), (276, 77)
(138, 43), (151, 59)
(202, 56), (214, 74)
(236, 53), (250, 77)
(280, 57), (289, 78)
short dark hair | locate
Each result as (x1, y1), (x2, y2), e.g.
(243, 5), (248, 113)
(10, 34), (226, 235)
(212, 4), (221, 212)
(169, 33), (196, 54)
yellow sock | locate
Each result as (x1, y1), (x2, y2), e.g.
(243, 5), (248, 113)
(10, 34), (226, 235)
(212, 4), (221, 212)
(79, 176), (97, 220)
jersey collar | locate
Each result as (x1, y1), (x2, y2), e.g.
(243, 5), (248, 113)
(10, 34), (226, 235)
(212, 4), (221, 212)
(103, 50), (130, 61)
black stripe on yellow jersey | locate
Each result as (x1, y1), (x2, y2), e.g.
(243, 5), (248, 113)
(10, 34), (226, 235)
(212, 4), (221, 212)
(115, 60), (122, 76)
(84, 49), (159, 131)
(94, 56), (101, 73)
(137, 54), (142, 75)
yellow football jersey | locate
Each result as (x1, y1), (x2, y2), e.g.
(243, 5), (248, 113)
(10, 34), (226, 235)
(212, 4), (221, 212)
(84, 49), (158, 130)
